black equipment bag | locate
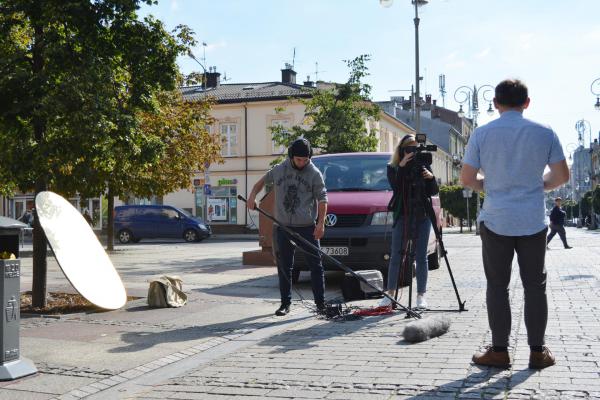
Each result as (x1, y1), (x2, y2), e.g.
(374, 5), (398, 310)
(342, 270), (384, 301)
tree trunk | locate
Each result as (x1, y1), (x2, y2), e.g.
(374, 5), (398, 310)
(31, 15), (48, 309)
(106, 188), (115, 251)
(459, 218), (463, 233)
(32, 180), (48, 308)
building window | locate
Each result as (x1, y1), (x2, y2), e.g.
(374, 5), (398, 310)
(220, 124), (238, 157)
(270, 119), (290, 154)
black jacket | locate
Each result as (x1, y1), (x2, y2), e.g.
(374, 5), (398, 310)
(549, 205), (566, 226)
(387, 163), (439, 221)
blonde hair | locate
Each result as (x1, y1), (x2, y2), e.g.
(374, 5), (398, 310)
(390, 134), (417, 166)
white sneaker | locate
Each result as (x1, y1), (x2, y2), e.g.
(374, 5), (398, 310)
(416, 294), (428, 309)
(377, 296), (392, 308)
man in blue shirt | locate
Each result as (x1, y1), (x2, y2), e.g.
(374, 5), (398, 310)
(461, 79), (570, 369)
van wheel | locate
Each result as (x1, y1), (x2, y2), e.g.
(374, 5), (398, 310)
(118, 229), (133, 244)
(183, 229), (199, 242)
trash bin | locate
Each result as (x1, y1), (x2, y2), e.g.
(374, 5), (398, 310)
(0, 216), (37, 380)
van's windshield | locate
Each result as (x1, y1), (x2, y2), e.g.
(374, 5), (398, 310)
(312, 155), (392, 192)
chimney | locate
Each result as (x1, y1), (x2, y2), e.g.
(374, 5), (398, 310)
(205, 66), (220, 88)
(281, 63), (297, 84)
(303, 75), (314, 87)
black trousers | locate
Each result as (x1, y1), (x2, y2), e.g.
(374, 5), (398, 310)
(480, 222), (548, 347)
(546, 223), (569, 247)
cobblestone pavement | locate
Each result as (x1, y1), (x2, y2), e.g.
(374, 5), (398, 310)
(128, 228), (600, 400)
(1, 228), (598, 400)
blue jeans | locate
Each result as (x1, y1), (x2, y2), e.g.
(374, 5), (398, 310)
(387, 216), (431, 294)
(275, 225), (325, 306)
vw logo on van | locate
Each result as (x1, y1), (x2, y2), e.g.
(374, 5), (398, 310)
(325, 214), (338, 227)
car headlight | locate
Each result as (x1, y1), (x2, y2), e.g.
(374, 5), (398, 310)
(371, 211), (393, 225)
(198, 223), (207, 231)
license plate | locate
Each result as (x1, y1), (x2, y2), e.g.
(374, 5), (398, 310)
(322, 247), (349, 256)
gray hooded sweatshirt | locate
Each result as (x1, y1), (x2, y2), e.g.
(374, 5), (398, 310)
(264, 158), (328, 227)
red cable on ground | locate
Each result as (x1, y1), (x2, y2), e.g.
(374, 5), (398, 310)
(353, 305), (394, 316)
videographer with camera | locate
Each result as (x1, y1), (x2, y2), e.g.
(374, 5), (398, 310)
(461, 79), (569, 369)
(380, 134), (439, 310)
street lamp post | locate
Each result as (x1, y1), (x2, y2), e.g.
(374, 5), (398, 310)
(380, 0), (428, 139)
(188, 50), (208, 89)
(454, 84), (495, 235)
(592, 78), (600, 111)
(188, 50), (211, 221)
(463, 188), (472, 232)
(574, 119), (593, 228)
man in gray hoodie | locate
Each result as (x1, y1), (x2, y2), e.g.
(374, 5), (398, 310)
(247, 138), (328, 316)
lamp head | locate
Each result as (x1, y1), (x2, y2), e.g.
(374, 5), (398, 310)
(457, 104), (465, 118)
(487, 102), (494, 116)
(379, 0), (393, 7)
(595, 97), (600, 111)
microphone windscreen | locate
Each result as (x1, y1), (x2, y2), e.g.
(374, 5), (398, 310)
(403, 315), (451, 343)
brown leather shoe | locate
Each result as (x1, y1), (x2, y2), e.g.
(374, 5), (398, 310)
(529, 346), (556, 369)
(472, 346), (511, 368)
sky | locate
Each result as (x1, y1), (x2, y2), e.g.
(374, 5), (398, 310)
(139, 0), (600, 157)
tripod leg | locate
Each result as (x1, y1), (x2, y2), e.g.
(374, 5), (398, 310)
(424, 197), (467, 311)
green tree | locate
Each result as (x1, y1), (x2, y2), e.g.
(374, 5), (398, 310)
(439, 185), (480, 232)
(0, 1), (193, 307)
(103, 89), (221, 249)
(562, 199), (578, 222)
(580, 190), (594, 220)
(270, 54), (381, 160)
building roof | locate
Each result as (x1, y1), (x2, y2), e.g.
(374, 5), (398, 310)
(181, 82), (314, 104)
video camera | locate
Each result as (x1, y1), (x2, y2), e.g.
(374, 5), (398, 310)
(405, 133), (437, 168)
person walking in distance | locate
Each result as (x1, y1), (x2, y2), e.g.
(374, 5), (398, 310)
(247, 138), (328, 316)
(546, 197), (572, 249)
(461, 79), (570, 369)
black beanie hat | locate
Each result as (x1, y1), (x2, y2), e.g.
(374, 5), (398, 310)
(289, 138), (311, 158)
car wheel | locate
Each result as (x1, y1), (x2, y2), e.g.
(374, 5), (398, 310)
(118, 229), (133, 244)
(183, 229), (199, 243)
(428, 252), (440, 270)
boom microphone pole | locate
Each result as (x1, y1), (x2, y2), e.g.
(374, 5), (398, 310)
(238, 195), (422, 319)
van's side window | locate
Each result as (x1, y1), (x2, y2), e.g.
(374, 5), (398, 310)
(118, 208), (137, 218)
(162, 209), (179, 220)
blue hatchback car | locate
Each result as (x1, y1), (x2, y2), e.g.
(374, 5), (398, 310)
(114, 205), (211, 244)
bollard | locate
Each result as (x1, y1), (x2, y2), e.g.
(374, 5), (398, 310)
(0, 217), (37, 380)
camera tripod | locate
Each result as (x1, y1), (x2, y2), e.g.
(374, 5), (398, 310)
(392, 167), (467, 314)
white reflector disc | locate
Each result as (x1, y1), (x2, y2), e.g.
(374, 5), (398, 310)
(35, 191), (126, 310)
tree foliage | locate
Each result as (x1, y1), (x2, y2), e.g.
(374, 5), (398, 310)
(125, 90), (221, 197)
(562, 199), (578, 220)
(270, 54), (381, 161)
(439, 185), (481, 230)
(0, 0), (213, 306)
(579, 187), (600, 218)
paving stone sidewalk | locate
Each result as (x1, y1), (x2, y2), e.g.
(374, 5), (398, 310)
(1, 228), (598, 399)
(129, 228), (600, 400)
